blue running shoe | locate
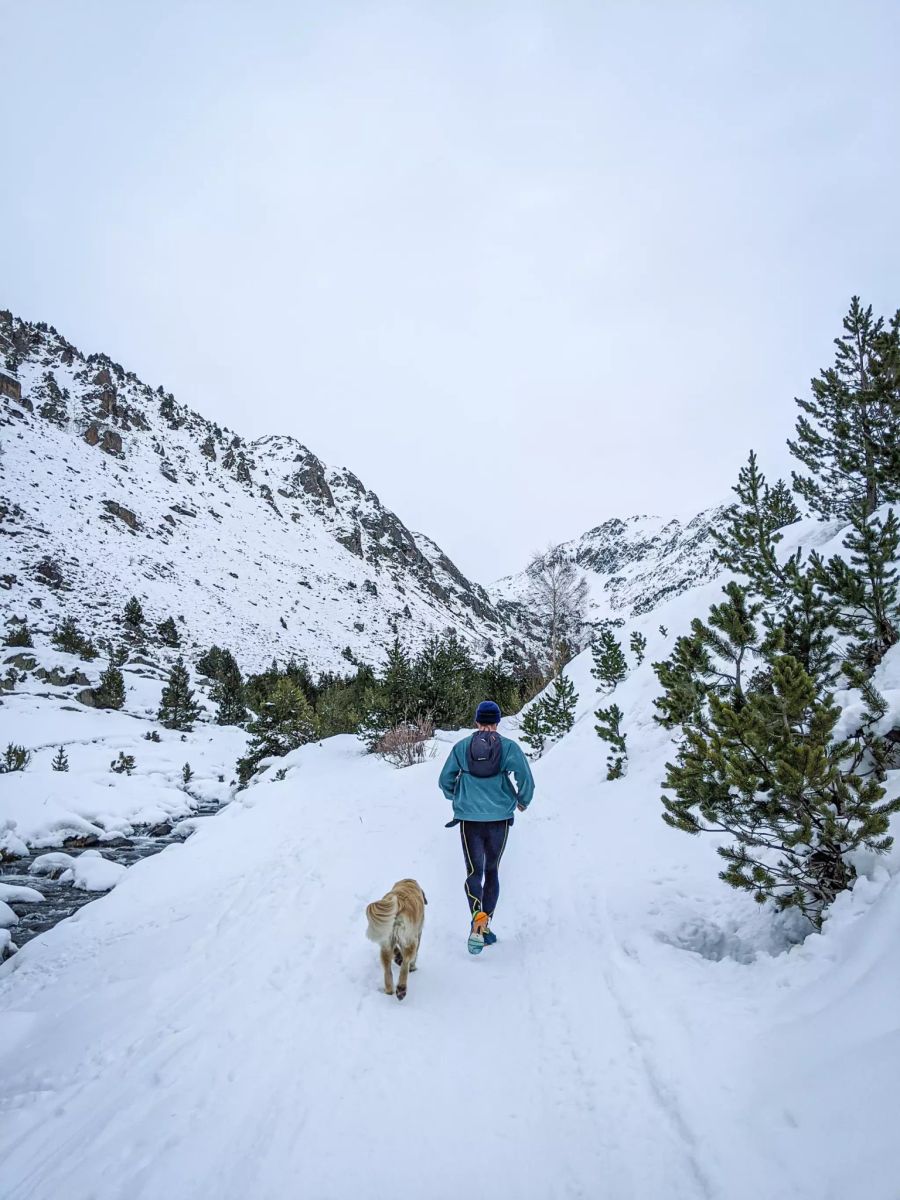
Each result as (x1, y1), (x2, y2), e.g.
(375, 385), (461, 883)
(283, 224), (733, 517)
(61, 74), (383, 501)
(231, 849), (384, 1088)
(483, 927), (497, 946)
(468, 912), (489, 954)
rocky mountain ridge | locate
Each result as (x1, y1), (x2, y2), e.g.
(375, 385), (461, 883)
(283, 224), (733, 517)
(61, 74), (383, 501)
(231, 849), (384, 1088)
(0, 311), (521, 672)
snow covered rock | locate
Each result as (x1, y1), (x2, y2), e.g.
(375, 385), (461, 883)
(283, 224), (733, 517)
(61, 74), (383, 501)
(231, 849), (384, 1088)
(60, 850), (127, 892)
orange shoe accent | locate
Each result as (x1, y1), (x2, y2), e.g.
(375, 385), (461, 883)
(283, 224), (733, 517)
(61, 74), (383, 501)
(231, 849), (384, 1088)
(472, 912), (490, 932)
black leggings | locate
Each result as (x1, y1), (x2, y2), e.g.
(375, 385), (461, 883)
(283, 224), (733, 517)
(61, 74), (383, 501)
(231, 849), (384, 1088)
(460, 819), (510, 917)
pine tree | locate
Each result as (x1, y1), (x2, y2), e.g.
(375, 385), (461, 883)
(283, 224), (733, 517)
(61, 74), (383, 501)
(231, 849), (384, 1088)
(236, 678), (318, 784)
(595, 703), (627, 779)
(51, 745), (69, 772)
(630, 631), (647, 666)
(212, 657), (247, 726)
(52, 616), (84, 654)
(662, 653), (900, 928)
(157, 656), (201, 731)
(0, 743), (30, 773)
(812, 501), (900, 668)
(714, 451), (800, 597)
(157, 616), (181, 647)
(519, 699), (550, 758)
(110, 751), (135, 775)
(542, 673), (578, 737)
(591, 628), (628, 692)
(123, 596), (144, 631)
(92, 664), (126, 710)
(182, 762), (193, 785)
(789, 297), (900, 518)
(4, 621), (33, 648)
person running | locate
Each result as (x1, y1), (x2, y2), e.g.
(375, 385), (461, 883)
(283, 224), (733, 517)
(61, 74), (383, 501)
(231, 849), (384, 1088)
(438, 700), (535, 954)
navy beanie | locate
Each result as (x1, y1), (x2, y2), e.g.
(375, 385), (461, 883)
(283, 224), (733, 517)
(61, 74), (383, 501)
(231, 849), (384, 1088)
(475, 700), (502, 726)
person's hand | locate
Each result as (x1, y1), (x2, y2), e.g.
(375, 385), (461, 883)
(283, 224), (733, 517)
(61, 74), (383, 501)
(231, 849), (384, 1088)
(516, 802), (526, 812)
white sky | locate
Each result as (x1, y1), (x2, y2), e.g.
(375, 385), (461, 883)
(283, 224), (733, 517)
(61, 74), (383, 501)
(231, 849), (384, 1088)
(4, 0), (900, 582)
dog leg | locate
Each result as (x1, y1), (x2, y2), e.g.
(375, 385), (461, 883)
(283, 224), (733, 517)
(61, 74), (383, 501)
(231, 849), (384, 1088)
(380, 945), (394, 995)
(393, 947), (403, 967)
(410, 933), (421, 972)
(396, 943), (415, 1000)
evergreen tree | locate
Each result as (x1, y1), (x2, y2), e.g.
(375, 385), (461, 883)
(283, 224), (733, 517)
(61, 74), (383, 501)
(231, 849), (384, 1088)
(595, 703), (627, 780)
(92, 664), (125, 710)
(4, 621), (33, 648)
(212, 656), (248, 726)
(196, 645), (227, 679)
(714, 451), (800, 597)
(0, 744), (30, 773)
(519, 699), (550, 758)
(629, 631), (647, 666)
(51, 745), (69, 772)
(812, 502), (899, 668)
(52, 616), (84, 654)
(415, 631), (478, 728)
(182, 762), (193, 785)
(110, 751), (135, 775)
(123, 596), (144, 631)
(789, 297), (900, 518)
(542, 673), (578, 737)
(591, 629), (628, 692)
(157, 616), (181, 647)
(662, 653), (899, 928)
(236, 678), (318, 784)
(157, 656), (201, 731)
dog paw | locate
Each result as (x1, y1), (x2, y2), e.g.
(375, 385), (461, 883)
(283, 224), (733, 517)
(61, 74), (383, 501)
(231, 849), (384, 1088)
(396, 986), (407, 1001)
(384, 986), (394, 996)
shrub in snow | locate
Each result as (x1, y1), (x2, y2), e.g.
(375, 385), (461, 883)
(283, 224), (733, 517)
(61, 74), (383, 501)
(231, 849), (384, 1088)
(519, 700), (549, 758)
(123, 595), (144, 632)
(236, 677), (318, 785)
(144, 730), (161, 742)
(92, 663), (126, 710)
(4, 620), (33, 647)
(375, 717), (435, 769)
(51, 745), (69, 772)
(157, 656), (201, 731)
(0, 743), (30, 773)
(542, 674), (578, 736)
(157, 615), (181, 647)
(595, 703), (627, 780)
(591, 628), (628, 692)
(182, 762), (193, 785)
(110, 751), (136, 775)
(52, 615), (97, 659)
(630, 631), (647, 666)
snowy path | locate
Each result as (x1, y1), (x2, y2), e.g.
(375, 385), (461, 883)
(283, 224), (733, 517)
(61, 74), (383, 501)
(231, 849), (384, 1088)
(0, 730), (860, 1200)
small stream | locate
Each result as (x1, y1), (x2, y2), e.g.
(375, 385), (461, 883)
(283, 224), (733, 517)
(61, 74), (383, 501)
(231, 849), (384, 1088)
(1, 798), (221, 948)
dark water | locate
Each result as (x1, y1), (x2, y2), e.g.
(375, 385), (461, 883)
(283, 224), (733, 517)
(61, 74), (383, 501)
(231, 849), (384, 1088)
(1, 799), (220, 948)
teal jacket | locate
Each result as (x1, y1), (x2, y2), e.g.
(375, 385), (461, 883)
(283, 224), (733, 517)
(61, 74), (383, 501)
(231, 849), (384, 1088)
(439, 734), (535, 822)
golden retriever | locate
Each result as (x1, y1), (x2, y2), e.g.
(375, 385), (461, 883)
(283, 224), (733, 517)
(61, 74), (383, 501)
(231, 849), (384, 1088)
(365, 878), (427, 1001)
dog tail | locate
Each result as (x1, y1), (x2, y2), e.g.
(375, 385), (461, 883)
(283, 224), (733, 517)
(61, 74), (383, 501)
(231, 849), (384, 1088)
(365, 892), (399, 943)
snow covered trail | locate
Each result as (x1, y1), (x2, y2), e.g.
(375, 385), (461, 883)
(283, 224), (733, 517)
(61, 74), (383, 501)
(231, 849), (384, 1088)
(1, 693), (897, 1200)
(0, 728), (764, 1200)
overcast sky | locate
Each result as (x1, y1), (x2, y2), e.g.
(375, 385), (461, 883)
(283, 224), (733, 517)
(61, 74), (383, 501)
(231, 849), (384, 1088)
(4, 0), (900, 581)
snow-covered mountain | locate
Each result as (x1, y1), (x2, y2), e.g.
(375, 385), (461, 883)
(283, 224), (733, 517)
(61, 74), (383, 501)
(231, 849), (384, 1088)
(0, 312), (524, 672)
(491, 509), (725, 626)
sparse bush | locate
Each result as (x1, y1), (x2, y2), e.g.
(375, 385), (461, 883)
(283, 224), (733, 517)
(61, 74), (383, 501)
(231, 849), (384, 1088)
(110, 751), (135, 775)
(4, 621), (33, 648)
(157, 616), (181, 647)
(375, 717), (435, 768)
(0, 743), (30, 773)
(181, 762), (193, 785)
(51, 746), (69, 772)
(144, 730), (161, 742)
